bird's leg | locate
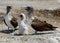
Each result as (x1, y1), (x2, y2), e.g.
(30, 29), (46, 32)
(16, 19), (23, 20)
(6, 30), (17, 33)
(10, 28), (17, 35)
(35, 31), (37, 34)
(9, 27), (17, 35)
(8, 27), (9, 30)
(9, 28), (15, 36)
(14, 28), (18, 31)
(8, 27), (11, 33)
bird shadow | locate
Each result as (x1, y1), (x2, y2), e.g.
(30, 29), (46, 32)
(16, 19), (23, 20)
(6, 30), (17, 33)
(0, 30), (55, 36)
(14, 31), (54, 36)
(32, 32), (54, 35)
(0, 29), (14, 34)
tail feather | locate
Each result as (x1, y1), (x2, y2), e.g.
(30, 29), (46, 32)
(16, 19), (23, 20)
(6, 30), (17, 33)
(52, 26), (58, 28)
(50, 26), (58, 30)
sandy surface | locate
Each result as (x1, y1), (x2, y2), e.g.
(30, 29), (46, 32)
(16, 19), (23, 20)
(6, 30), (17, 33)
(0, 9), (60, 43)
(0, 0), (60, 43)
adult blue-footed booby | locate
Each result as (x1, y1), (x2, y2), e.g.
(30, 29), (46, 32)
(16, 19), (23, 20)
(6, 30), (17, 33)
(4, 6), (18, 35)
(31, 18), (57, 33)
(25, 6), (57, 33)
(18, 13), (35, 35)
(25, 6), (34, 24)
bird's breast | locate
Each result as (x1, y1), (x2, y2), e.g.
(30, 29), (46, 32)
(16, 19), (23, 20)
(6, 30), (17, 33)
(4, 14), (13, 28)
(5, 14), (12, 21)
(20, 21), (28, 30)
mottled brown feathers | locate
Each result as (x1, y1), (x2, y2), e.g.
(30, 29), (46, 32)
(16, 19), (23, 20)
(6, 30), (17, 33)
(31, 19), (57, 31)
(10, 17), (18, 28)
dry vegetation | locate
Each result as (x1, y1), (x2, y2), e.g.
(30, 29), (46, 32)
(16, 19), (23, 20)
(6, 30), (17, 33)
(1, 8), (60, 26)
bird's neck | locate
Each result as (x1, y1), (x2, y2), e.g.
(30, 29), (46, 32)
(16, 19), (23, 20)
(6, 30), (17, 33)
(28, 12), (32, 15)
(27, 12), (33, 23)
(22, 13), (26, 21)
(5, 12), (11, 16)
(6, 9), (11, 15)
(28, 12), (33, 18)
(22, 16), (26, 22)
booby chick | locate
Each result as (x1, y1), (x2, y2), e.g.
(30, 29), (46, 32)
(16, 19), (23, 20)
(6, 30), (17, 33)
(31, 18), (57, 33)
(18, 13), (35, 35)
(4, 6), (18, 35)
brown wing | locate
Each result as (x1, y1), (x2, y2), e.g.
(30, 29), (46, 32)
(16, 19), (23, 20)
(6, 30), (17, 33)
(32, 19), (47, 27)
(31, 18), (57, 31)
(10, 17), (18, 28)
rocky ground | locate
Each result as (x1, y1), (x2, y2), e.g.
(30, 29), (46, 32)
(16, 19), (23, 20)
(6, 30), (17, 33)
(0, 0), (60, 43)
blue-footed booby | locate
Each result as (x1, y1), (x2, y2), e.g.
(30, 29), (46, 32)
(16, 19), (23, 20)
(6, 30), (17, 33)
(25, 6), (57, 33)
(25, 6), (34, 24)
(31, 18), (57, 33)
(4, 6), (18, 35)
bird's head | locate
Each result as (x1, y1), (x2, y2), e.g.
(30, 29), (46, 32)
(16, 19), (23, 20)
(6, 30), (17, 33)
(19, 13), (26, 21)
(6, 6), (12, 10)
(6, 6), (12, 14)
(25, 6), (33, 13)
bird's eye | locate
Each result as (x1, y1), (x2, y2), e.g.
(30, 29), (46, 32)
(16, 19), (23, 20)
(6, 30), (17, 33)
(20, 15), (23, 18)
(20, 15), (22, 17)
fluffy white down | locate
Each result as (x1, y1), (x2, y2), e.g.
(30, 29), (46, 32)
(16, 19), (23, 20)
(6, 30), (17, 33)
(18, 13), (35, 34)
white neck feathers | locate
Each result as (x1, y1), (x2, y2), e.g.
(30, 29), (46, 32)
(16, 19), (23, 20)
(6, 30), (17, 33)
(21, 13), (26, 21)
